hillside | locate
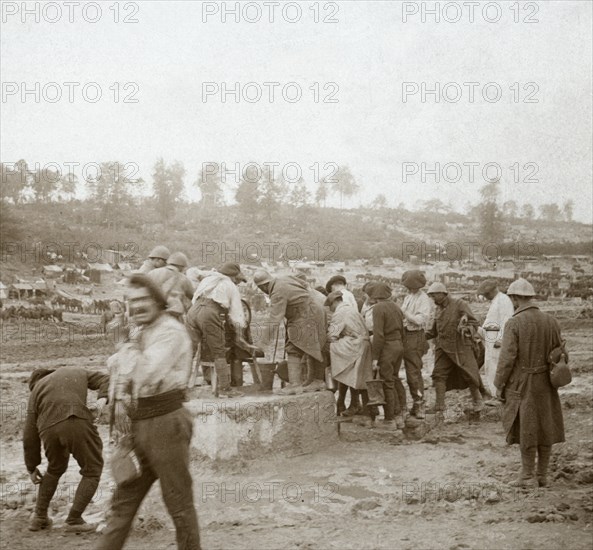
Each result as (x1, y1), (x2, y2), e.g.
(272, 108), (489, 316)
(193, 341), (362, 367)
(0, 202), (591, 274)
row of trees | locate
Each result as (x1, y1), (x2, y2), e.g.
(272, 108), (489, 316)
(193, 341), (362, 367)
(1, 160), (577, 231)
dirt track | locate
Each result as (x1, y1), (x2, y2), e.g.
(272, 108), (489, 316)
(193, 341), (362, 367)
(1, 318), (592, 550)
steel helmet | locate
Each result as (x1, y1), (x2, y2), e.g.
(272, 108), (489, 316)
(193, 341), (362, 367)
(253, 270), (273, 286)
(427, 282), (448, 294)
(167, 252), (189, 269)
(507, 278), (535, 297)
(148, 245), (170, 261)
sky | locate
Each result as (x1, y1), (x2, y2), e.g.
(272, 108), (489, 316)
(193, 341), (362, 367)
(1, 0), (592, 221)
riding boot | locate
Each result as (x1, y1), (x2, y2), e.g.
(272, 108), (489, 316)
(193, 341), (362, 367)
(537, 445), (552, 488)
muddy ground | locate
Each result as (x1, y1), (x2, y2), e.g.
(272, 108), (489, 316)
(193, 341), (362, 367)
(0, 311), (592, 550)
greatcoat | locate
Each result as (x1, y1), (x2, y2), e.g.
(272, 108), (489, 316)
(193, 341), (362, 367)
(268, 276), (327, 362)
(494, 304), (565, 448)
(427, 296), (481, 390)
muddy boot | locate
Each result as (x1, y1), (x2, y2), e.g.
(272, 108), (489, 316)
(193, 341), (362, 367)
(426, 379), (446, 414)
(469, 385), (484, 413)
(201, 364), (212, 385)
(214, 358), (243, 398)
(275, 356), (303, 395)
(395, 413), (405, 430)
(302, 358), (326, 393)
(410, 399), (426, 419)
(30, 472), (59, 531)
(65, 476), (99, 532)
(537, 445), (552, 488)
(230, 359), (244, 387)
(342, 389), (361, 416)
(510, 447), (538, 489)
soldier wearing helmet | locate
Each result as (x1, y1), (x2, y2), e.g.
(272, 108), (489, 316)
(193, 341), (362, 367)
(426, 281), (485, 420)
(253, 270), (328, 395)
(494, 278), (566, 489)
(147, 251), (194, 320)
(137, 245), (171, 274)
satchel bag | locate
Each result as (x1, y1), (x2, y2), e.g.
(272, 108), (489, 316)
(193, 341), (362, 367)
(110, 433), (142, 485)
(548, 343), (571, 388)
(109, 397), (142, 485)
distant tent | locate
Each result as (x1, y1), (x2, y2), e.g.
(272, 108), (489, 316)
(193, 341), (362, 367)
(0, 282), (8, 300)
(42, 265), (63, 277)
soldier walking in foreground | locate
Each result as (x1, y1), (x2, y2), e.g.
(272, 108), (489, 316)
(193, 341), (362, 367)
(24, 367), (109, 532)
(494, 278), (566, 489)
(97, 274), (200, 549)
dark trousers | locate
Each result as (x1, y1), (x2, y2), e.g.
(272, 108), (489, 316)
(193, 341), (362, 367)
(378, 340), (405, 420)
(42, 416), (103, 478)
(403, 330), (426, 403)
(96, 407), (200, 550)
(188, 303), (227, 362)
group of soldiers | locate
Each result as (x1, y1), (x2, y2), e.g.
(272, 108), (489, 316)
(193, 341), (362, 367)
(22, 244), (568, 549)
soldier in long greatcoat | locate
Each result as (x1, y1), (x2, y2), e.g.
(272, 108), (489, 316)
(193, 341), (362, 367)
(426, 282), (484, 418)
(495, 278), (565, 488)
(254, 270), (327, 394)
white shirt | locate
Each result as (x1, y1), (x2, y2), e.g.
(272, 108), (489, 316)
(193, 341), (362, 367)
(401, 290), (433, 331)
(483, 291), (515, 341)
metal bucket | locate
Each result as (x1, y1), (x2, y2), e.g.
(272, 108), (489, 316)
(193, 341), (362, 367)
(273, 359), (289, 383)
(254, 360), (277, 391)
(366, 371), (385, 406)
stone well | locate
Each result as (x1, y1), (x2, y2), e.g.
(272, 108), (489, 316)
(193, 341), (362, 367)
(185, 389), (339, 461)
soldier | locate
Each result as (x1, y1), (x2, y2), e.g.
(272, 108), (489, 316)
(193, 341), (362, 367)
(494, 278), (566, 489)
(137, 245), (170, 274)
(426, 282), (484, 419)
(368, 283), (406, 430)
(24, 367), (108, 532)
(253, 270), (327, 395)
(476, 279), (514, 399)
(186, 263), (252, 397)
(148, 252), (194, 319)
(97, 274), (200, 549)
(326, 291), (373, 418)
(325, 275), (358, 310)
(400, 270), (433, 419)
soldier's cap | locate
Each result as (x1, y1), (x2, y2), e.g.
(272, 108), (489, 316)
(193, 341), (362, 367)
(324, 290), (343, 307)
(367, 282), (392, 300)
(148, 245), (170, 260)
(477, 279), (497, 296)
(128, 273), (168, 309)
(325, 275), (347, 293)
(401, 270), (427, 290)
(217, 262), (247, 282)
